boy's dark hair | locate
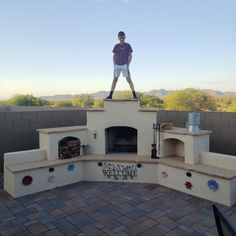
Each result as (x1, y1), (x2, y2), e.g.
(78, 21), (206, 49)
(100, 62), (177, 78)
(118, 31), (125, 37)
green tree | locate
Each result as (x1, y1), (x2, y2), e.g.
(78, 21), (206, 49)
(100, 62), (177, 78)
(0, 100), (9, 106)
(52, 100), (73, 107)
(213, 97), (236, 112)
(72, 94), (94, 107)
(164, 88), (217, 111)
(93, 99), (104, 108)
(225, 98), (236, 112)
(140, 95), (164, 108)
(110, 91), (164, 108)
(9, 94), (49, 106)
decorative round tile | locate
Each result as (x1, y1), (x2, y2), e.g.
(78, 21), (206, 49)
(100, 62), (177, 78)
(207, 179), (219, 192)
(67, 164), (75, 172)
(185, 181), (193, 189)
(22, 175), (33, 186)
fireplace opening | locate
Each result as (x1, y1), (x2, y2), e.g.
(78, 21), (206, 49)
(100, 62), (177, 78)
(105, 126), (137, 153)
(58, 136), (81, 159)
(163, 138), (184, 160)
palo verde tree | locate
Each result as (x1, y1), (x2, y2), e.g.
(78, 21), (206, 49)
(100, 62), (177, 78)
(9, 94), (49, 106)
(72, 94), (94, 108)
(93, 99), (104, 108)
(140, 95), (164, 108)
(111, 91), (164, 108)
(51, 100), (73, 107)
(164, 88), (217, 111)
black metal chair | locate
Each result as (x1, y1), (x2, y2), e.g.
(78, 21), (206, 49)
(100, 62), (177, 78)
(212, 204), (236, 236)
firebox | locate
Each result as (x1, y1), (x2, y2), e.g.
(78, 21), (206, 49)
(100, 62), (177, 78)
(58, 136), (81, 159)
(163, 138), (184, 159)
(105, 126), (137, 153)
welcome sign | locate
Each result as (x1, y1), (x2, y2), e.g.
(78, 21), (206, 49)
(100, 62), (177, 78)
(101, 162), (138, 180)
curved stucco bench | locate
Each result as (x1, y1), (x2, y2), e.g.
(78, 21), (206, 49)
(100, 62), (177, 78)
(4, 152), (236, 206)
(4, 150), (83, 198)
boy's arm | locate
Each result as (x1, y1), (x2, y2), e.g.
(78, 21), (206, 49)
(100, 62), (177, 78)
(128, 53), (132, 66)
(113, 53), (116, 65)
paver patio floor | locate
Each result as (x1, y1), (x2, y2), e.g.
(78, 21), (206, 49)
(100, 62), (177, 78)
(0, 180), (236, 236)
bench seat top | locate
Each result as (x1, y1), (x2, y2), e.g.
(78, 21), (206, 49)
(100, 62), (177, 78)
(6, 155), (236, 180)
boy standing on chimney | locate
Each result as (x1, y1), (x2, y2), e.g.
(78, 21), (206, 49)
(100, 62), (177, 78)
(106, 31), (137, 99)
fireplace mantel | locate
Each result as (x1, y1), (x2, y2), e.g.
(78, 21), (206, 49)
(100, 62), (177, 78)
(37, 126), (87, 134)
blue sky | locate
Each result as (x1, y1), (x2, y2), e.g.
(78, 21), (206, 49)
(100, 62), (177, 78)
(0, 0), (235, 99)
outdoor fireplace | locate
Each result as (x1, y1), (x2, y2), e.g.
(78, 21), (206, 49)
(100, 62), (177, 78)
(105, 126), (137, 153)
(58, 136), (81, 159)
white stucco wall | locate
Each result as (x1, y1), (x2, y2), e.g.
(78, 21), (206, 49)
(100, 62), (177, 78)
(5, 162), (83, 198)
(157, 164), (234, 206)
(200, 152), (236, 171)
(4, 149), (47, 166)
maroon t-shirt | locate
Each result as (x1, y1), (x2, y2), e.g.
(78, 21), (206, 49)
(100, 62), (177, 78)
(113, 43), (133, 65)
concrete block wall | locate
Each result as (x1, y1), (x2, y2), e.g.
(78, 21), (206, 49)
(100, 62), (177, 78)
(0, 107), (86, 171)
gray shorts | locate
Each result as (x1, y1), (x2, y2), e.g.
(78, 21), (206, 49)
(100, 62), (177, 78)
(114, 64), (130, 78)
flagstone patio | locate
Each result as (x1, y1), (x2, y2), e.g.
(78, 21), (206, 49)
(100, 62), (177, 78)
(0, 178), (236, 236)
